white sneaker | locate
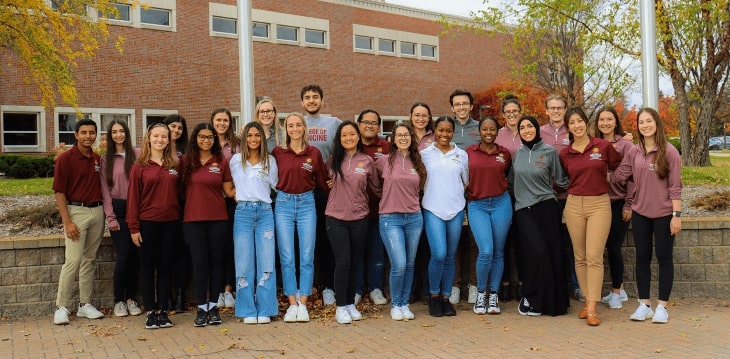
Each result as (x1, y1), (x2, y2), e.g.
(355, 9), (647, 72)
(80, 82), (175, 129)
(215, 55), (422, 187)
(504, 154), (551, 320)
(390, 306), (404, 321)
(322, 288), (336, 306)
(369, 289), (388, 305)
(127, 300), (142, 316)
(217, 293), (225, 308)
(296, 303), (310, 322)
(346, 304), (362, 321)
(354, 293), (362, 305)
(487, 292), (501, 314)
(607, 293), (623, 309)
(284, 304), (298, 323)
(619, 289), (628, 302)
(449, 286), (460, 304)
(244, 317), (257, 324)
(467, 285), (478, 304)
(652, 304), (669, 323)
(77, 303), (104, 319)
(113, 301), (129, 317)
(257, 316), (271, 324)
(223, 292), (236, 308)
(400, 305), (415, 320)
(335, 306), (352, 324)
(630, 300), (654, 321)
(54, 306), (70, 325)
(473, 291), (487, 314)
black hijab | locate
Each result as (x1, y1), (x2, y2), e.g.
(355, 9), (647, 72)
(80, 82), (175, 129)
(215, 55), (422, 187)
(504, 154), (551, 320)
(518, 116), (541, 150)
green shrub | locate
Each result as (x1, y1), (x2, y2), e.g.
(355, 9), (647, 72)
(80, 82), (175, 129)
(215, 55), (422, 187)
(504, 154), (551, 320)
(0, 155), (20, 174)
(1, 155), (55, 179)
(667, 137), (681, 154)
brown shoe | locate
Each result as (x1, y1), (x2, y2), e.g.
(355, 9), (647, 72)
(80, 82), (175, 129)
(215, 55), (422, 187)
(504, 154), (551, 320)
(586, 312), (601, 326)
(578, 306), (588, 319)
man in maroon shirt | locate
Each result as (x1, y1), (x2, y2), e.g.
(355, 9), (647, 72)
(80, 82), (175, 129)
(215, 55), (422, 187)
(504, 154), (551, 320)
(52, 119), (106, 325)
(355, 110), (391, 305)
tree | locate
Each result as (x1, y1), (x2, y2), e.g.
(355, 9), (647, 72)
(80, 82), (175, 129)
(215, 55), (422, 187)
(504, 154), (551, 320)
(0, 0), (129, 109)
(472, 78), (550, 126)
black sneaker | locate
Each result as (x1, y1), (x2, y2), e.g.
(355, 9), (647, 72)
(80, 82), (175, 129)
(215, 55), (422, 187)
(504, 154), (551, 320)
(145, 311), (159, 329)
(441, 297), (456, 316)
(157, 310), (174, 328)
(428, 296), (443, 317)
(208, 306), (222, 325)
(518, 297), (542, 316)
(194, 308), (208, 327)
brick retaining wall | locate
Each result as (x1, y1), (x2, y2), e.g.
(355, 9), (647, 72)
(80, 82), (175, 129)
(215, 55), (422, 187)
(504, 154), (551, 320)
(1, 217), (729, 318)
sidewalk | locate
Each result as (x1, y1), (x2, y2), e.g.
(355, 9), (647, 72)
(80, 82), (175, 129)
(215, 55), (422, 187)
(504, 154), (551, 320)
(2, 297), (729, 358)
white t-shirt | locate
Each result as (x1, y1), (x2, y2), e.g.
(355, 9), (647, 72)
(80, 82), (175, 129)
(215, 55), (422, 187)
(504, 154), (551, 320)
(420, 143), (469, 220)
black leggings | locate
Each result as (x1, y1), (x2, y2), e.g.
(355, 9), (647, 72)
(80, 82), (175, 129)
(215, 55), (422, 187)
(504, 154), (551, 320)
(326, 216), (368, 306)
(183, 220), (229, 306)
(138, 220), (177, 311)
(110, 199), (139, 303)
(606, 200), (629, 289)
(631, 212), (674, 301)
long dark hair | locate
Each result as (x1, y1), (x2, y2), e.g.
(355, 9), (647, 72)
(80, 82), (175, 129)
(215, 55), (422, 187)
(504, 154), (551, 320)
(409, 102), (433, 132)
(564, 107), (588, 141)
(241, 122), (271, 173)
(637, 107), (670, 179)
(388, 122), (427, 191)
(210, 107), (240, 152)
(330, 121), (363, 183)
(104, 119), (136, 188)
(591, 106), (626, 138)
(182, 123), (222, 186)
(164, 114), (188, 155)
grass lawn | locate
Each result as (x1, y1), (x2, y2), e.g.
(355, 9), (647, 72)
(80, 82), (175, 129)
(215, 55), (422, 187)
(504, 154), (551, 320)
(683, 153), (730, 186)
(0, 177), (54, 196)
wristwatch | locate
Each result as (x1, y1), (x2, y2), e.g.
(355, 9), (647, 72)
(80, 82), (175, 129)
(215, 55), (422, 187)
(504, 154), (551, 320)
(672, 211), (682, 217)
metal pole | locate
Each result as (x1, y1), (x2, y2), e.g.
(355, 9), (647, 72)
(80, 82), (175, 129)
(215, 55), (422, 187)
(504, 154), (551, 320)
(238, 0), (255, 126)
(640, 0), (659, 109)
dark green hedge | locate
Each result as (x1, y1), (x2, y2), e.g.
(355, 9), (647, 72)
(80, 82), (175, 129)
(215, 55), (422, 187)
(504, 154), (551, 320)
(0, 155), (55, 179)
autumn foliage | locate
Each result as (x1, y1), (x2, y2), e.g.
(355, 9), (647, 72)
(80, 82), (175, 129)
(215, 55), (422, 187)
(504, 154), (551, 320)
(471, 79), (551, 127)
(616, 95), (679, 138)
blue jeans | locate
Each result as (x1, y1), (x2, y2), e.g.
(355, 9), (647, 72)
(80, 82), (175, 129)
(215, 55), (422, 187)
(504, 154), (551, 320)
(423, 209), (464, 296)
(233, 201), (277, 318)
(380, 212), (423, 307)
(356, 218), (386, 294)
(275, 191), (316, 296)
(467, 191), (513, 292)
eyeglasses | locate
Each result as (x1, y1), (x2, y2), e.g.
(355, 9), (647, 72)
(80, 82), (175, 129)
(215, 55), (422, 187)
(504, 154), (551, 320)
(197, 135), (215, 141)
(503, 110), (520, 116)
(259, 109), (275, 115)
(452, 102), (471, 108)
(359, 121), (379, 127)
(548, 106), (565, 112)
(394, 133), (410, 138)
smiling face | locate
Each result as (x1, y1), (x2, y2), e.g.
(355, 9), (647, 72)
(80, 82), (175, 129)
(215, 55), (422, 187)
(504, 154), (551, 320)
(451, 94), (473, 122)
(212, 112), (230, 136)
(301, 90), (323, 116)
(637, 111), (657, 139)
(358, 112), (379, 142)
(246, 126), (262, 152)
(435, 120), (454, 148)
(74, 124), (97, 151)
(597, 110), (617, 138)
(257, 102), (276, 128)
(393, 125), (412, 152)
(340, 124), (360, 153)
(148, 126), (169, 152)
(410, 105), (430, 131)
(167, 121), (183, 141)
(479, 119), (498, 146)
(196, 128), (214, 152)
(567, 113), (587, 139)
(518, 119), (537, 142)
(502, 103), (521, 127)
(110, 123), (126, 146)
(546, 99), (567, 125)
(285, 115), (305, 142)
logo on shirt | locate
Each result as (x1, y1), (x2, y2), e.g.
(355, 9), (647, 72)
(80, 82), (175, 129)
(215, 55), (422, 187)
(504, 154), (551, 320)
(496, 153), (506, 163)
(94, 159), (101, 172)
(562, 137), (570, 146)
(374, 148), (385, 159)
(308, 128), (328, 143)
(534, 155), (546, 168)
(209, 163), (222, 174)
(410, 168), (418, 175)
(256, 169), (268, 179)
(589, 147), (603, 160)
(168, 169), (179, 176)
(354, 162), (367, 175)
(648, 163), (656, 172)
(301, 158), (313, 172)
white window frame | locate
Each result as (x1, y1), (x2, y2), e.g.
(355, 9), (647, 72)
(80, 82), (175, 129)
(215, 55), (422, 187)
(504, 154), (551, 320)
(100, 0), (176, 32)
(378, 38), (396, 55)
(141, 109), (177, 135)
(400, 41), (416, 57)
(56, 111), (92, 147)
(1, 105), (46, 153)
(252, 22), (269, 39)
(276, 24), (299, 43)
(354, 35), (374, 52)
(55, 107), (136, 147)
(304, 28), (326, 45)
(353, 24), (439, 61)
(211, 16), (237, 36)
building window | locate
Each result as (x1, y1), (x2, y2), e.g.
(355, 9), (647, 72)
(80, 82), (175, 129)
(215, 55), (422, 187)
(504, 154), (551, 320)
(305, 29), (325, 45)
(252, 22), (269, 38)
(276, 25), (298, 42)
(421, 44), (437, 58)
(57, 113), (91, 146)
(1, 106), (45, 152)
(100, 114), (132, 137)
(212, 16), (236, 34)
(108, 3), (131, 22)
(379, 39), (395, 53)
(355, 35), (373, 51)
(401, 41), (416, 56)
(140, 7), (170, 26)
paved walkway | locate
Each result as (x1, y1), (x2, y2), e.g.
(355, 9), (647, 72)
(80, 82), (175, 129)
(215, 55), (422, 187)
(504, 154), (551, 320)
(2, 297), (729, 358)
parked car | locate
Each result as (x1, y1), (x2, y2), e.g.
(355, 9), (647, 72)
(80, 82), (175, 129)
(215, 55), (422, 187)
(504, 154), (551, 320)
(709, 136), (730, 150)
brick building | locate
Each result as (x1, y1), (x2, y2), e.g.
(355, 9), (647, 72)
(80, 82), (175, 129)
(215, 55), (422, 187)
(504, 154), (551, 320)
(0, 0), (512, 152)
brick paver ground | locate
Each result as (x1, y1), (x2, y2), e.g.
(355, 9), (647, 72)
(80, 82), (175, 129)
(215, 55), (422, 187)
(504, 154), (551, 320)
(2, 297), (729, 358)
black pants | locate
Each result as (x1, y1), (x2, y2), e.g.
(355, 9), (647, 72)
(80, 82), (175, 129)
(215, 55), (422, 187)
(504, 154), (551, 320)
(172, 221), (191, 290)
(138, 220), (177, 311)
(314, 189), (335, 289)
(183, 220), (229, 306)
(110, 199), (139, 303)
(606, 200), (630, 288)
(632, 212), (674, 301)
(326, 216), (368, 306)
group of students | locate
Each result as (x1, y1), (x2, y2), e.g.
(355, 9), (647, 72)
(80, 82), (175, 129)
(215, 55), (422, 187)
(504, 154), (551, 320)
(51, 84), (682, 329)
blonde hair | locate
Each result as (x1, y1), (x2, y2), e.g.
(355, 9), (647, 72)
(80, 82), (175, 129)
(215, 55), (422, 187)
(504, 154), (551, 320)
(282, 112), (309, 149)
(254, 97), (282, 147)
(137, 122), (178, 170)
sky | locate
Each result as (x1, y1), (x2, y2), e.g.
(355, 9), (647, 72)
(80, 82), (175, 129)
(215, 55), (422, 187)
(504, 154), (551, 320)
(385, 0), (674, 106)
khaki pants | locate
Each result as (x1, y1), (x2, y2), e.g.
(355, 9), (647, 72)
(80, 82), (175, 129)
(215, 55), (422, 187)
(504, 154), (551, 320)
(56, 205), (104, 307)
(564, 194), (611, 303)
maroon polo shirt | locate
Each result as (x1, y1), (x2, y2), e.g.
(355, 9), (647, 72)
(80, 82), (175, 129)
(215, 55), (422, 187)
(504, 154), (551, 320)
(559, 136), (621, 196)
(52, 144), (102, 203)
(362, 137), (391, 218)
(272, 145), (329, 194)
(466, 143), (512, 200)
(181, 155), (232, 222)
(126, 160), (181, 233)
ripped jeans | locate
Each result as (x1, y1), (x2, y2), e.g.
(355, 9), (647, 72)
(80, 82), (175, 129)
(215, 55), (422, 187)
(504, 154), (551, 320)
(233, 201), (277, 318)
